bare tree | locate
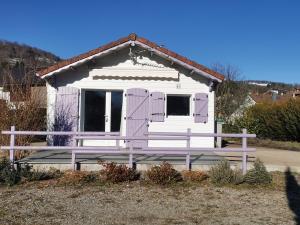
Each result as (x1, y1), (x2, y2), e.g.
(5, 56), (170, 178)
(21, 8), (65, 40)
(0, 74), (46, 159)
(212, 63), (248, 122)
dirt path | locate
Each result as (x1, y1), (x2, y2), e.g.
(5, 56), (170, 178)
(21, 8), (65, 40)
(254, 147), (300, 170)
(220, 145), (300, 172)
(0, 183), (297, 225)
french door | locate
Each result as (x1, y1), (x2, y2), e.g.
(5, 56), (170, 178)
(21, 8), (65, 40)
(82, 90), (123, 133)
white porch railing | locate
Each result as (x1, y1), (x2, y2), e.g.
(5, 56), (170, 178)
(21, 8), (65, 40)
(0, 126), (256, 174)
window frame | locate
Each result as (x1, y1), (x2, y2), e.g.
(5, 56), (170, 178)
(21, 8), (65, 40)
(166, 94), (191, 117)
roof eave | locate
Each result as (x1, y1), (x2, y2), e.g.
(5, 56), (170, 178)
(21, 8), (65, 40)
(37, 39), (223, 83)
(134, 41), (222, 83)
(37, 40), (133, 78)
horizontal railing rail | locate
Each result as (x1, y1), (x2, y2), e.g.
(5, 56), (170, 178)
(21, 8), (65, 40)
(73, 136), (189, 140)
(1, 131), (120, 136)
(146, 132), (256, 138)
(1, 126), (256, 174)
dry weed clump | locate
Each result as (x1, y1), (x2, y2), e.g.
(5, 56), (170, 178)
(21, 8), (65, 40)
(58, 170), (98, 185)
(181, 170), (208, 182)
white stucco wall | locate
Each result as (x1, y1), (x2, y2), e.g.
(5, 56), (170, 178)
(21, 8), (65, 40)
(46, 48), (215, 148)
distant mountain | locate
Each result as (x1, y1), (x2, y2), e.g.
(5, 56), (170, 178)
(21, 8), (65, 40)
(0, 40), (61, 86)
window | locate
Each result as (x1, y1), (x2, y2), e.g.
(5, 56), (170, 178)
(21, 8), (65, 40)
(167, 95), (190, 116)
(84, 91), (106, 131)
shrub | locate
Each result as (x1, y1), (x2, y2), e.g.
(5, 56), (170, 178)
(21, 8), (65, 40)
(0, 158), (21, 186)
(0, 157), (10, 172)
(235, 99), (300, 142)
(0, 158), (63, 186)
(181, 170), (208, 182)
(0, 166), (22, 186)
(145, 162), (182, 185)
(209, 160), (244, 185)
(50, 108), (74, 146)
(244, 159), (272, 185)
(0, 159), (31, 186)
(100, 162), (140, 183)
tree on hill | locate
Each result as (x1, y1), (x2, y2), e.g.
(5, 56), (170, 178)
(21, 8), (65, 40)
(0, 40), (61, 86)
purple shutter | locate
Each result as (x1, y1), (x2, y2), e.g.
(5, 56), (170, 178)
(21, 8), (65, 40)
(54, 87), (79, 146)
(126, 88), (149, 148)
(194, 93), (208, 123)
(149, 92), (165, 122)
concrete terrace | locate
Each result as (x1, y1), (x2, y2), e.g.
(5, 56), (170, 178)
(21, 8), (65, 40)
(16, 147), (256, 171)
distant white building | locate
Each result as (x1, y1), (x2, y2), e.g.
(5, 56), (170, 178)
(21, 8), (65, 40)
(248, 82), (269, 87)
(0, 87), (10, 102)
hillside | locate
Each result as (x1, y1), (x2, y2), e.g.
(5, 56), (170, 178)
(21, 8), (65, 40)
(0, 40), (61, 86)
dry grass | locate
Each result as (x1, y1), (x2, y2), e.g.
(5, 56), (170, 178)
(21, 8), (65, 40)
(225, 138), (300, 151)
(0, 172), (298, 225)
(249, 139), (300, 151)
(181, 170), (208, 182)
(57, 170), (99, 185)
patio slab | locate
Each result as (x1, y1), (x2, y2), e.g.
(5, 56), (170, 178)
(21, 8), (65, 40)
(17, 149), (232, 171)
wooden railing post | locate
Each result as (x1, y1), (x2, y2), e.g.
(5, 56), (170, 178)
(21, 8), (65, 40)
(242, 128), (247, 175)
(9, 126), (15, 165)
(186, 128), (191, 170)
(129, 140), (133, 168)
(216, 121), (223, 148)
(71, 135), (76, 170)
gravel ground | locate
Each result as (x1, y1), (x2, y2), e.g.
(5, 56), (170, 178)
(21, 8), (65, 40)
(0, 181), (298, 225)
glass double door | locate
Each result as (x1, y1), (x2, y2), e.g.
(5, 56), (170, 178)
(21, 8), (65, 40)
(83, 90), (123, 132)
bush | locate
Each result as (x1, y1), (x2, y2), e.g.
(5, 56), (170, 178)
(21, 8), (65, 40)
(100, 162), (140, 183)
(235, 99), (300, 142)
(145, 162), (182, 185)
(0, 166), (22, 186)
(0, 158), (21, 186)
(244, 159), (272, 185)
(181, 170), (208, 182)
(0, 158), (31, 186)
(0, 157), (10, 173)
(0, 158), (63, 186)
(209, 160), (234, 185)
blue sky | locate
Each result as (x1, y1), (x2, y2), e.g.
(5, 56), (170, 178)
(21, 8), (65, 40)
(0, 0), (299, 83)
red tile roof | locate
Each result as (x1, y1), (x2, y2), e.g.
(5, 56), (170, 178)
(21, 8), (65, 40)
(36, 33), (225, 81)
